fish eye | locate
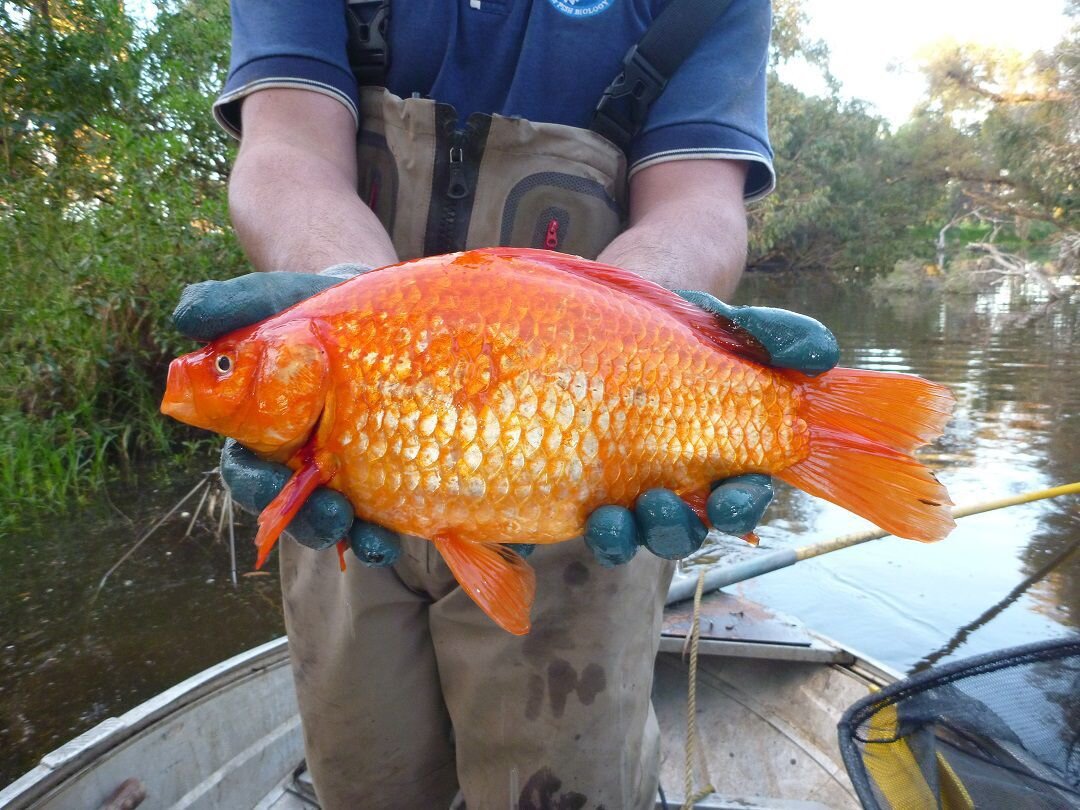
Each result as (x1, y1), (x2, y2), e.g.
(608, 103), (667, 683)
(215, 354), (233, 374)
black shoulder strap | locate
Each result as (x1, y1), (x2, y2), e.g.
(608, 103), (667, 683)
(591, 0), (734, 151)
(346, 0), (391, 87)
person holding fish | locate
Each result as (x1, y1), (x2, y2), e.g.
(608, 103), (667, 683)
(164, 1), (950, 808)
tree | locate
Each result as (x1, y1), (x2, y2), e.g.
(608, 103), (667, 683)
(748, 2), (946, 273)
(0, 0), (244, 508)
(912, 11), (1079, 233)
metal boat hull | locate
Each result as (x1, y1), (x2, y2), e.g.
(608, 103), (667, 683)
(1, 588), (894, 809)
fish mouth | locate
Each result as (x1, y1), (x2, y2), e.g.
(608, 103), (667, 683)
(160, 358), (199, 425)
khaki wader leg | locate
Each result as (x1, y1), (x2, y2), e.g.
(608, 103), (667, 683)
(428, 542), (674, 810)
(284, 532), (672, 810)
(280, 536), (459, 810)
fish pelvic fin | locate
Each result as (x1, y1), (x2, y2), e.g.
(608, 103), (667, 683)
(777, 368), (956, 542)
(254, 451), (335, 569)
(433, 533), (537, 635)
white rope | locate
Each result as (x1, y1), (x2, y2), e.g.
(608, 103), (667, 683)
(682, 569), (715, 810)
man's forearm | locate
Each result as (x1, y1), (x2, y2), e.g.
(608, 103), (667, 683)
(598, 160), (749, 299)
(228, 89), (398, 276)
(597, 212), (746, 299)
(230, 139), (398, 275)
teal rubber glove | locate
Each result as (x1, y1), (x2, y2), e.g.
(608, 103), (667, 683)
(676, 290), (840, 376)
(173, 270), (347, 342)
(582, 291), (839, 567)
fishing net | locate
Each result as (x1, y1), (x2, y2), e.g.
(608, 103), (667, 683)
(838, 637), (1080, 810)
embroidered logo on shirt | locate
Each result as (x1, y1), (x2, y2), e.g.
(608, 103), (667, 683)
(546, 0), (614, 17)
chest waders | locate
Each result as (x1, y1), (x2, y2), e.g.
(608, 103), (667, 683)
(355, 90), (626, 261)
(345, 0), (732, 261)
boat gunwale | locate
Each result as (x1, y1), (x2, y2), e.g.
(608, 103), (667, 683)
(0, 638), (292, 809)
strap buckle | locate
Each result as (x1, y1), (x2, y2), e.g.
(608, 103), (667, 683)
(346, 0), (390, 86)
(591, 44), (667, 149)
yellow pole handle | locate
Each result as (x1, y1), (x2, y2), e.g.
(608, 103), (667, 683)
(796, 481), (1080, 561)
(668, 482), (1080, 600)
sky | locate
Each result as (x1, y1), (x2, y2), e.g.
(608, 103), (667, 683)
(776, 0), (1071, 126)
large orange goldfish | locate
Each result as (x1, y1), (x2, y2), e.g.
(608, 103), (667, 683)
(162, 248), (954, 634)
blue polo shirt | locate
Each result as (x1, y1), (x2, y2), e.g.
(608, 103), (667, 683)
(214, 0), (775, 200)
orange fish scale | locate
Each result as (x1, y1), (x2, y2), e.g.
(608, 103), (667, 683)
(292, 253), (810, 545)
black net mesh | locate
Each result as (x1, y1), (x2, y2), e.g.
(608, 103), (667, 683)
(838, 637), (1080, 809)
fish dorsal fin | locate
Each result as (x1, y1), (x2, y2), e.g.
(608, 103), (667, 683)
(474, 247), (769, 364)
(433, 532), (537, 635)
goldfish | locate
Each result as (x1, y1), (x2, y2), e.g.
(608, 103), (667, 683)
(161, 248), (955, 634)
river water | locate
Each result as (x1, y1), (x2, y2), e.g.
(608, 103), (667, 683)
(701, 272), (1079, 674)
(1, 273), (1077, 786)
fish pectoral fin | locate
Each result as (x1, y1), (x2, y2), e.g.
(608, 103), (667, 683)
(254, 459), (328, 569)
(433, 534), (536, 635)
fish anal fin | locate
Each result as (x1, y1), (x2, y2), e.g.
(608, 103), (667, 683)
(433, 533), (536, 635)
(678, 488), (712, 528)
(476, 248), (769, 364)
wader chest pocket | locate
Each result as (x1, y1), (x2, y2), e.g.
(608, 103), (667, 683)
(357, 89), (627, 261)
(490, 171), (623, 259)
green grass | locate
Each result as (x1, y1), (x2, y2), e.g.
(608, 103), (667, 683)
(0, 413), (124, 513)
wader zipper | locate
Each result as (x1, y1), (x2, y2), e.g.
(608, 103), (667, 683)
(425, 108), (490, 256)
(447, 141), (469, 200)
(435, 132), (470, 253)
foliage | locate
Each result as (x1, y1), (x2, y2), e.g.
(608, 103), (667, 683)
(749, 0), (1077, 272)
(748, 78), (941, 272)
(0, 0), (243, 512)
(748, 0), (947, 272)
(770, 0), (832, 71)
(904, 10), (1079, 233)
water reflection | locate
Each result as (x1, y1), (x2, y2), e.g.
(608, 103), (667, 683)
(0, 475), (283, 784)
(719, 274), (1079, 674)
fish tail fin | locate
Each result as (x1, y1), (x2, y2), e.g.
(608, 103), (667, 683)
(254, 461), (326, 568)
(434, 533), (536, 635)
(777, 368), (956, 542)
